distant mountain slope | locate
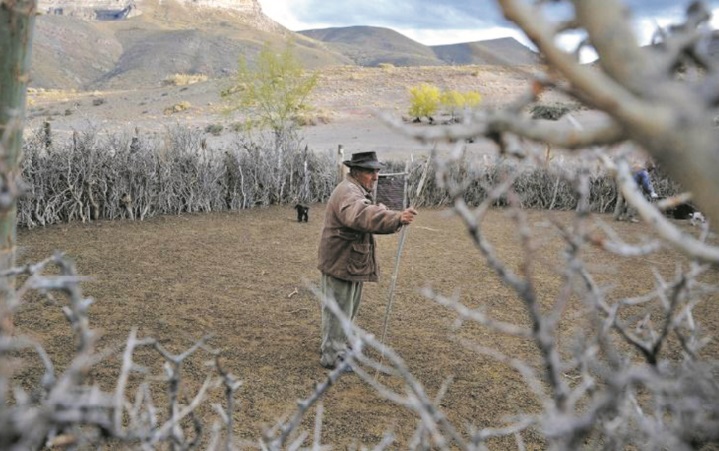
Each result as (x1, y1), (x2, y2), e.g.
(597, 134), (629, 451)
(30, 0), (351, 89)
(432, 38), (539, 65)
(299, 26), (538, 67)
(32, 15), (123, 88)
(299, 26), (445, 67)
(28, 2), (541, 91)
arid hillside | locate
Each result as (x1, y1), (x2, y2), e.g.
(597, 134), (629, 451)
(29, 0), (537, 90)
(26, 63), (576, 160)
(25, 0), (563, 161)
(31, 0), (347, 90)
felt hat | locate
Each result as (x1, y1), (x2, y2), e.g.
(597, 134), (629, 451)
(342, 151), (384, 169)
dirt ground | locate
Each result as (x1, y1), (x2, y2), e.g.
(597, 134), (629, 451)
(25, 65), (578, 161)
(14, 205), (719, 448)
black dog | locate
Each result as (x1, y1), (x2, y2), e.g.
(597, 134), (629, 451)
(294, 204), (309, 222)
(666, 202), (696, 220)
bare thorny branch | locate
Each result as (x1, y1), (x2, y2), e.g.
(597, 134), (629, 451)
(3, 0), (719, 450)
(372, 1), (719, 448)
(0, 252), (246, 450)
(100, 10), (719, 451)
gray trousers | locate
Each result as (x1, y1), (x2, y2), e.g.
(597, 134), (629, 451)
(320, 273), (363, 368)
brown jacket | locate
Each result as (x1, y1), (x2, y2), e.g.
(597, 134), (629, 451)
(318, 175), (403, 282)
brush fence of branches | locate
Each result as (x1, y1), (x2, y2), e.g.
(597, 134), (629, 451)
(19, 126), (337, 228)
(389, 156), (679, 211)
(18, 126), (679, 228)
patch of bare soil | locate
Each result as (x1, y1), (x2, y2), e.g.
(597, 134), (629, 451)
(15, 206), (719, 448)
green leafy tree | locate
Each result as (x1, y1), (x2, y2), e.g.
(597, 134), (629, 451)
(408, 83), (440, 122)
(222, 43), (318, 134)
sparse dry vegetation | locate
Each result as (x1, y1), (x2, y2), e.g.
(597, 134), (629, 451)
(163, 73), (209, 86)
(204, 123), (224, 135)
(163, 100), (192, 115)
(292, 108), (333, 126)
(222, 42), (319, 134)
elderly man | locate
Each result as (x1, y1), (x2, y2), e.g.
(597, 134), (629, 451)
(317, 151), (417, 370)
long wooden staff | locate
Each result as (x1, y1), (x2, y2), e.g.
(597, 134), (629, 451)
(377, 154), (432, 374)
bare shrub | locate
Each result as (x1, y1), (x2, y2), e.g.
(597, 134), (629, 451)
(293, 108), (333, 126)
(401, 156), (677, 212)
(529, 103), (571, 120)
(163, 73), (209, 86)
(163, 101), (192, 115)
(204, 123), (224, 136)
(369, 0), (719, 448)
(0, 253), (247, 449)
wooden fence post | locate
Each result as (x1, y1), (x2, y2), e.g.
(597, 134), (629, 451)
(0, 0), (37, 335)
(337, 144), (347, 184)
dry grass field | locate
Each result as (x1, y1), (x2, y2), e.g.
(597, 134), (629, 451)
(15, 205), (719, 448)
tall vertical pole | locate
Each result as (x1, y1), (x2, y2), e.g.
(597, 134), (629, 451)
(0, 0), (37, 335)
(337, 144), (345, 184)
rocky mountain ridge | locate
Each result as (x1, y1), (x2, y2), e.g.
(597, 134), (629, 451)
(39, 0), (262, 18)
(29, 0), (538, 90)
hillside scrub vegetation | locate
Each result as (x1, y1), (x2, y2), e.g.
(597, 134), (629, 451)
(163, 73), (209, 86)
(2, 0), (719, 450)
(221, 42), (319, 134)
(407, 83), (441, 122)
(408, 83), (483, 123)
(440, 89), (482, 121)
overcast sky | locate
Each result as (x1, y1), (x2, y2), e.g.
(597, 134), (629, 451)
(257, 0), (719, 53)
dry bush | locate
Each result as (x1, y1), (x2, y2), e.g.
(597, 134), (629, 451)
(163, 101), (192, 115)
(0, 253), (247, 449)
(163, 73), (209, 86)
(365, 0), (719, 448)
(205, 123), (224, 136)
(397, 156), (678, 212)
(529, 103), (571, 120)
(292, 108), (333, 126)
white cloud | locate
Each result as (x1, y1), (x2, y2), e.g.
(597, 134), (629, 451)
(257, 0), (303, 29)
(395, 26), (533, 47)
(257, 0), (719, 64)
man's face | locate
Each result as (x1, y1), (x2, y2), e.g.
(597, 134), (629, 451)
(355, 168), (380, 191)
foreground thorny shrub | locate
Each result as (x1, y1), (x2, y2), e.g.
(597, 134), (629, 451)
(4, 0), (719, 449)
